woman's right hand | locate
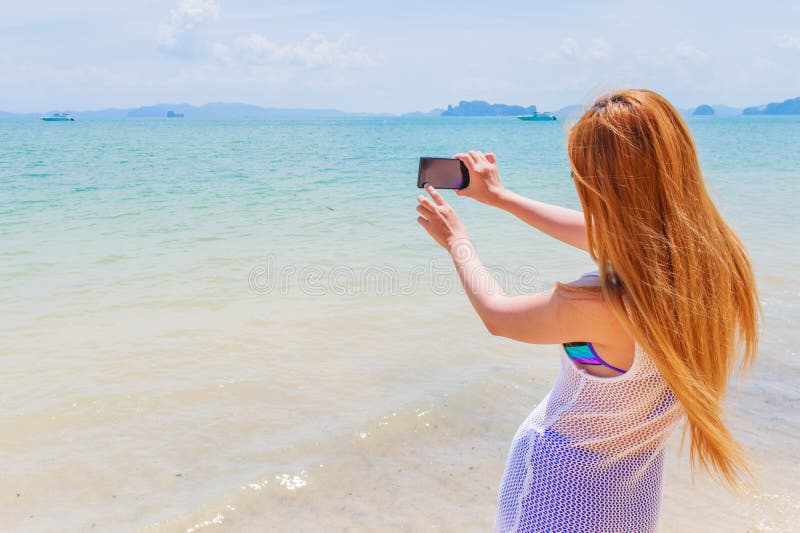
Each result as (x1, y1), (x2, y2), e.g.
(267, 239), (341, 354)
(455, 151), (506, 207)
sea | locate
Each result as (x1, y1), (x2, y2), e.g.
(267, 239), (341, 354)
(1, 115), (798, 532)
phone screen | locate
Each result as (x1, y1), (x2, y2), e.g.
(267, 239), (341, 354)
(417, 157), (470, 190)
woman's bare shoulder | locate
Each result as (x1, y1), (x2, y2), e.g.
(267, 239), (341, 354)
(555, 270), (629, 343)
(557, 270), (603, 299)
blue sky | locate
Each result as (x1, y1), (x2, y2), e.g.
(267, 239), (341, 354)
(1, 0), (799, 113)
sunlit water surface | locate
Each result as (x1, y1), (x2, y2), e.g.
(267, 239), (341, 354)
(0, 116), (798, 532)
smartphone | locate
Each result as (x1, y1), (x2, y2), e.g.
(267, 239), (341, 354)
(417, 157), (470, 190)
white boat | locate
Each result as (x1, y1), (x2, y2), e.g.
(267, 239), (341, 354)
(41, 113), (75, 122)
(517, 112), (557, 121)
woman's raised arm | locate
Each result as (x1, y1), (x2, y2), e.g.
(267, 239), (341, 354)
(455, 151), (589, 252)
(416, 185), (600, 344)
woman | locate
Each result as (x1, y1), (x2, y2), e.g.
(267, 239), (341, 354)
(415, 89), (759, 532)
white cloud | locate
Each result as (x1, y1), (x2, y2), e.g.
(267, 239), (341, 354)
(752, 56), (775, 71)
(229, 32), (376, 68)
(776, 35), (800, 50)
(549, 37), (613, 62)
(153, 0), (375, 69)
(156, 0), (220, 52)
(587, 38), (613, 61)
(559, 38), (580, 58)
(211, 42), (232, 63)
(672, 41), (710, 62)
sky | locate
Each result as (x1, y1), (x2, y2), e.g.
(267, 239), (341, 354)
(1, 0), (799, 113)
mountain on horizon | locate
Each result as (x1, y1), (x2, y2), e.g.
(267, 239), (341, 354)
(743, 96), (800, 115)
(2, 96), (799, 119)
(0, 103), (392, 120)
(125, 102), (371, 119)
(710, 104), (742, 117)
(401, 108), (445, 118)
(441, 100), (537, 117)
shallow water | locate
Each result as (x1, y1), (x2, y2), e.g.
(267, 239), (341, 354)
(0, 116), (798, 532)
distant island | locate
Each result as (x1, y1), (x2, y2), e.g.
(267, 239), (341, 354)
(0, 102), (392, 120)
(693, 104), (714, 116)
(707, 104), (742, 117)
(743, 97), (800, 115)
(442, 100), (537, 117)
(124, 102), (379, 119)
(400, 108), (445, 118)
(2, 96), (799, 120)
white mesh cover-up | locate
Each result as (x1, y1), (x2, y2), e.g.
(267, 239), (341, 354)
(495, 341), (685, 532)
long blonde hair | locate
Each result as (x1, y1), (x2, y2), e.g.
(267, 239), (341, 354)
(565, 89), (760, 486)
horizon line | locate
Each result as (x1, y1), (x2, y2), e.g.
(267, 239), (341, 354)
(2, 95), (797, 117)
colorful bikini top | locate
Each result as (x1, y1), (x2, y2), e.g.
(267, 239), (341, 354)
(563, 341), (626, 374)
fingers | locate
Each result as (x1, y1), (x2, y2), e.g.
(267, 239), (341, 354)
(417, 216), (438, 242)
(454, 153), (475, 173)
(474, 151), (497, 166)
(417, 194), (436, 213)
(416, 202), (439, 219)
(424, 184), (446, 206)
(458, 151), (496, 166)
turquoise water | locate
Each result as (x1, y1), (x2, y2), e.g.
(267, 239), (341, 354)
(1, 116), (798, 531)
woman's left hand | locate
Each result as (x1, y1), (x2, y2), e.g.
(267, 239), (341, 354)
(416, 184), (469, 251)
